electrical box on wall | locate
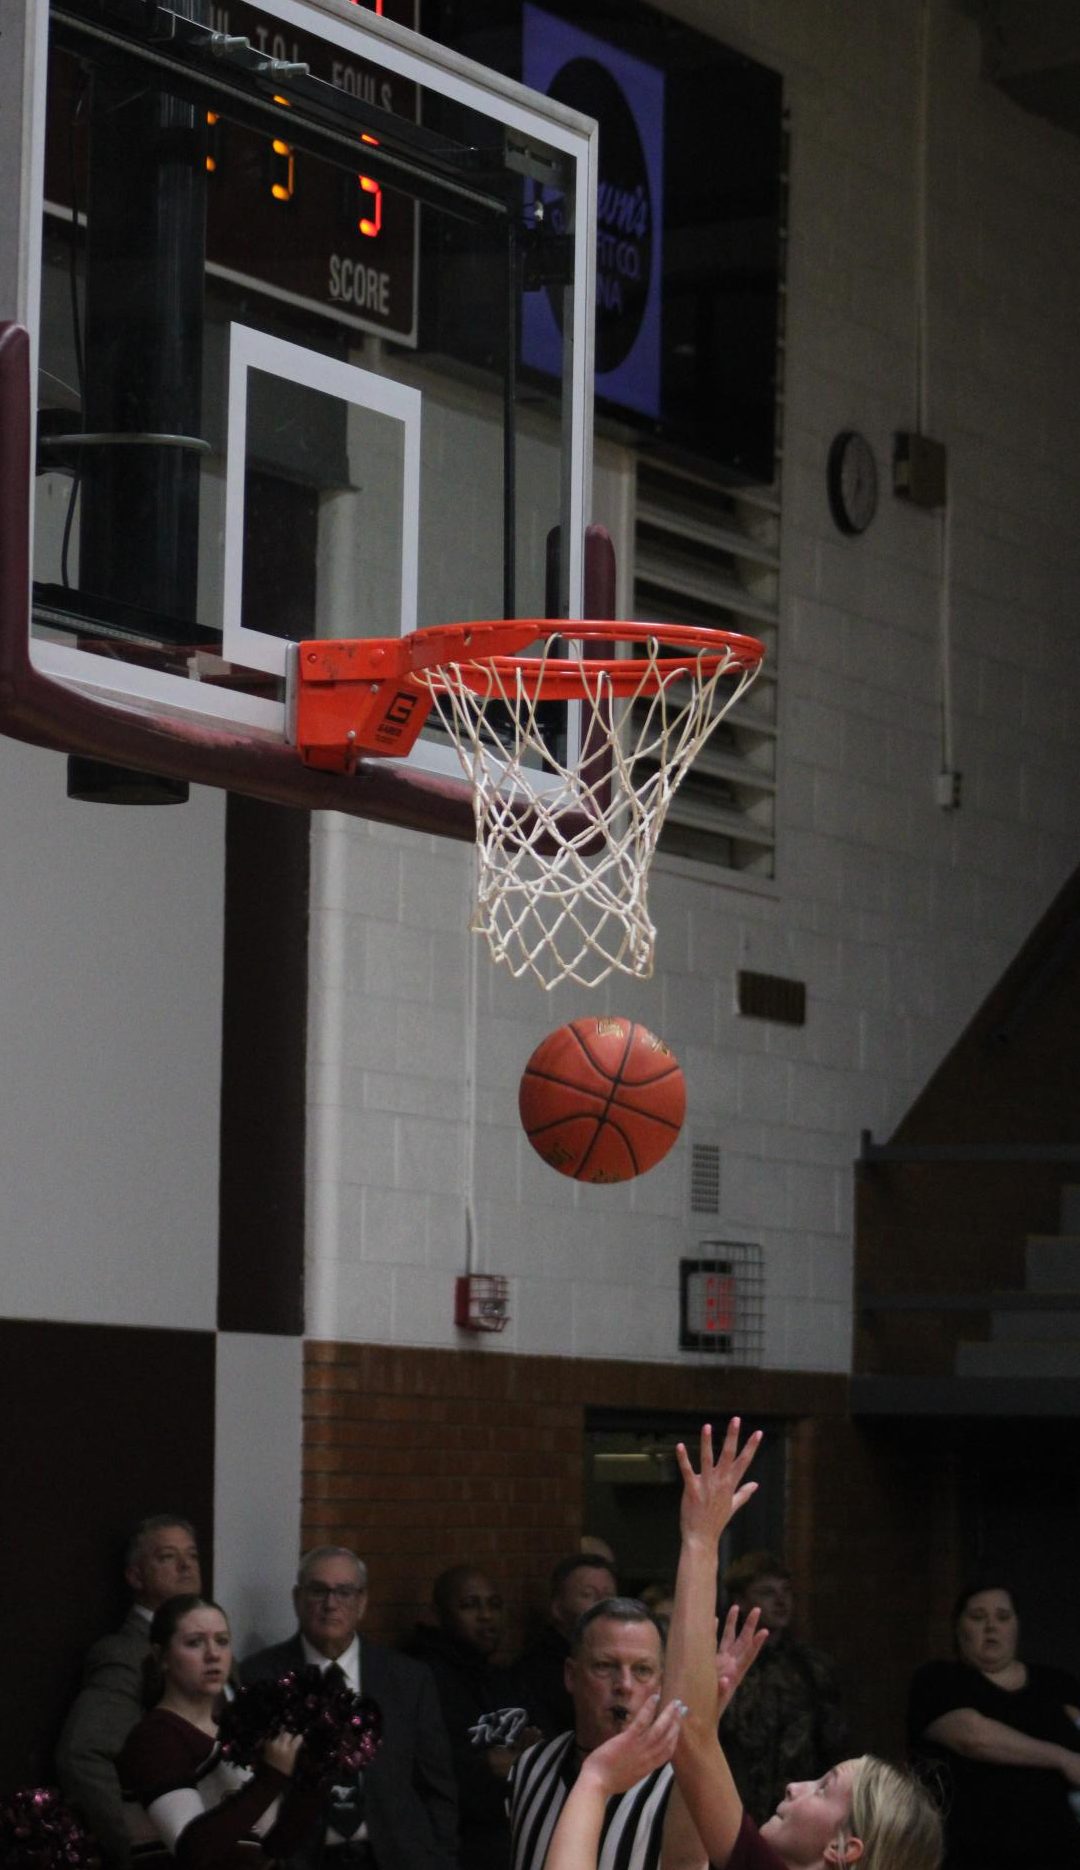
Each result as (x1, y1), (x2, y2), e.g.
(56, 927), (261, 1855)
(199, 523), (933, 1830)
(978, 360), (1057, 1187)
(893, 432), (948, 509)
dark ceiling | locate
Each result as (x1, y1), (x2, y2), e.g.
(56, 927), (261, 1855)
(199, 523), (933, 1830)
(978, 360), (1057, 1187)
(961, 0), (1080, 137)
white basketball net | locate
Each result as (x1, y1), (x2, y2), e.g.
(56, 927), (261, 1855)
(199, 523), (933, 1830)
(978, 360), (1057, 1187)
(415, 630), (763, 990)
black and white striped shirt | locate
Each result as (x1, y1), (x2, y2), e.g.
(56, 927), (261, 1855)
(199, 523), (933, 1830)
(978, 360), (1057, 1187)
(507, 1733), (673, 1870)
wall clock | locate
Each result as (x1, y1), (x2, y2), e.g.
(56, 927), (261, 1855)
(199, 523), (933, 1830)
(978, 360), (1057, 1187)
(827, 429), (878, 535)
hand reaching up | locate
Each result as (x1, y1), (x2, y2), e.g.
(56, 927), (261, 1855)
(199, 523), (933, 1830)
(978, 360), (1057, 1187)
(676, 1419), (762, 1548)
(715, 1605), (769, 1720)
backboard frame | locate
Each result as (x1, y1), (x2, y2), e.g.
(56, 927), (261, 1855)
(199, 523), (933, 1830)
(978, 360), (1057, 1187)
(0, 322), (617, 833)
(221, 323), (422, 683)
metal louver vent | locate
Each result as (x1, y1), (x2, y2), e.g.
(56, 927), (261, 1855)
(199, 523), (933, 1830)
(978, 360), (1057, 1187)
(737, 969), (806, 1025)
(632, 458), (779, 874)
(631, 120), (786, 876)
(690, 1142), (721, 1214)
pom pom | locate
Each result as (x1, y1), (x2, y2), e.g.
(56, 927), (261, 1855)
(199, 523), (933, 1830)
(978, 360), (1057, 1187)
(219, 1668), (382, 1782)
(0, 1788), (96, 1870)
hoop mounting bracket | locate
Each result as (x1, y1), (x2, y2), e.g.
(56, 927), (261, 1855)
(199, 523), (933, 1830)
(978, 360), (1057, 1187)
(292, 637), (433, 770)
(291, 621), (557, 770)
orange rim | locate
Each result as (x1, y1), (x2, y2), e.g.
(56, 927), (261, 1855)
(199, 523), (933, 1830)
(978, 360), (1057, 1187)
(407, 619), (765, 700)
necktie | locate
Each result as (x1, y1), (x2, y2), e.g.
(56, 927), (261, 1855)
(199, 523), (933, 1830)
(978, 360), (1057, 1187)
(324, 1662), (365, 1838)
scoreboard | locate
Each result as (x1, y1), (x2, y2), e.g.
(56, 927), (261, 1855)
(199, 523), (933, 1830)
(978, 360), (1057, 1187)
(44, 0), (421, 343)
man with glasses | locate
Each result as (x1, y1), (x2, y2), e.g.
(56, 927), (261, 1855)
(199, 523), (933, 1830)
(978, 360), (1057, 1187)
(240, 1546), (458, 1870)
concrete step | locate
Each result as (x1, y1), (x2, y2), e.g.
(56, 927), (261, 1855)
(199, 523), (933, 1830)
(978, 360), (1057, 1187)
(1062, 1186), (1080, 1233)
(956, 1338), (1080, 1379)
(992, 1301), (1080, 1341)
(1025, 1236), (1080, 1292)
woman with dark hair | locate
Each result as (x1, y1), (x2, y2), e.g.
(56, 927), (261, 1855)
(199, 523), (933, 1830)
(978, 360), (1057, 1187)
(120, 1595), (321, 1870)
(907, 1580), (1080, 1868)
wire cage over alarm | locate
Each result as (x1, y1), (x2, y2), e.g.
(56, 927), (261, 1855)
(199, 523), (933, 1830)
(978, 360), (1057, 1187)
(293, 619), (765, 990)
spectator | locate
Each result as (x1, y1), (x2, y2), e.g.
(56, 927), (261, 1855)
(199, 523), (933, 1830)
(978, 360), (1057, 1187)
(120, 1593), (320, 1870)
(240, 1545), (457, 1870)
(506, 1597), (674, 1870)
(56, 1515), (202, 1869)
(908, 1579), (1080, 1869)
(720, 1549), (848, 1826)
(407, 1566), (536, 1870)
(515, 1556), (617, 1740)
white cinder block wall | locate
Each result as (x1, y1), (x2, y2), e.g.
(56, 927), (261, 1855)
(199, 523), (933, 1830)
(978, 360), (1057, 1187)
(0, 738), (225, 1330)
(306, 0), (1080, 1373)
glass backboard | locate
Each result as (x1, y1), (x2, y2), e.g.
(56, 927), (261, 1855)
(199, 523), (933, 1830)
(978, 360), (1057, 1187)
(4, 0), (597, 809)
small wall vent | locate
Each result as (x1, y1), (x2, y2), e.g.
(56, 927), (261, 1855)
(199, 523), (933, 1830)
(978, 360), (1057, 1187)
(737, 969), (806, 1025)
(690, 1142), (721, 1214)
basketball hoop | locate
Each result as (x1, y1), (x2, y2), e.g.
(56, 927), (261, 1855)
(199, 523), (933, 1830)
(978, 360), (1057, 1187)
(412, 620), (765, 990)
(293, 619), (764, 989)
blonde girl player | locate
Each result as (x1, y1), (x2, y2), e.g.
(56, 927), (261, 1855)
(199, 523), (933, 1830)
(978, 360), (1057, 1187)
(547, 1421), (943, 1870)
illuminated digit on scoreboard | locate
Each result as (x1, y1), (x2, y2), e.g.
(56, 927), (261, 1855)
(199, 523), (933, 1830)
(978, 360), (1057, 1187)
(358, 175), (382, 237)
(269, 95), (295, 204)
(271, 138), (296, 203)
(358, 131), (381, 239)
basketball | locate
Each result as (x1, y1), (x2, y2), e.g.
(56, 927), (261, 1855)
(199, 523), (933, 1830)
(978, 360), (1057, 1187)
(519, 1017), (686, 1183)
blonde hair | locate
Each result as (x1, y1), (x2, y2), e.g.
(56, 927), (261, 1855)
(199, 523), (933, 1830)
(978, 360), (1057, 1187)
(841, 1756), (943, 1870)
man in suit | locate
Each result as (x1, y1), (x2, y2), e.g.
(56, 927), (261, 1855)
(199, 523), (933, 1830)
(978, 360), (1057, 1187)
(56, 1515), (202, 1868)
(241, 1545), (458, 1870)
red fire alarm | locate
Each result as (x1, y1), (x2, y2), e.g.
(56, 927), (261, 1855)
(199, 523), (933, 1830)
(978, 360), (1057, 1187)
(454, 1274), (510, 1333)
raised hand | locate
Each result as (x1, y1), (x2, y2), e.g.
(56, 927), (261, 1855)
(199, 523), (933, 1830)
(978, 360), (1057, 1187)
(579, 1694), (686, 1798)
(676, 1419), (762, 1547)
(715, 1605), (769, 1719)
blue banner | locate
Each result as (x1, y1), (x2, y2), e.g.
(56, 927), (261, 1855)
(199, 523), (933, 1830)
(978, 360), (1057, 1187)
(523, 4), (664, 420)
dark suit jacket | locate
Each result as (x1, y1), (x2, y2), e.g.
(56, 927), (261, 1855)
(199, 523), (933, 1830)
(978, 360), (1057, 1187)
(240, 1634), (458, 1870)
(55, 1606), (151, 1870)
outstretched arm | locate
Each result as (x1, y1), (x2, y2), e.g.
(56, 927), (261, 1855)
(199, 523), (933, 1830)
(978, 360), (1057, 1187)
(658, 1607), (770, 1870)
(664, 1420), (762, 1869)
(546, 1697), (686, 1870)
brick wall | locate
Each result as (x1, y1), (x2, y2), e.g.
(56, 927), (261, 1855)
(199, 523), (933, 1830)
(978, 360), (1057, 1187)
(302, 1343), (977, 1755)
(303, 1340), (845, 1650)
